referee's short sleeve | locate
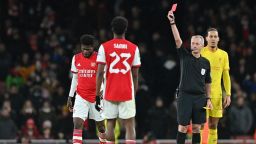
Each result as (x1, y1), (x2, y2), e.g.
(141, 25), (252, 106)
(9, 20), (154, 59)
(205, 61), (211, 83)
(177, 47), (189, 58)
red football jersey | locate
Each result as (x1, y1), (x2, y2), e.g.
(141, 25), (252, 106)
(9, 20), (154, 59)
(97, 38), (141, 101)
(71, 52), (98, 103)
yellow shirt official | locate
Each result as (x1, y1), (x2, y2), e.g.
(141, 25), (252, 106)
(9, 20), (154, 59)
(201, 46), (230, 98)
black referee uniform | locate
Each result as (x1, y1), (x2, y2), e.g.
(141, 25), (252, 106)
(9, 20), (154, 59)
(176, 47), (211, 126)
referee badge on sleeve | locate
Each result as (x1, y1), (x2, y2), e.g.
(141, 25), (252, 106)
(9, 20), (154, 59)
(201, 68), (206, 75)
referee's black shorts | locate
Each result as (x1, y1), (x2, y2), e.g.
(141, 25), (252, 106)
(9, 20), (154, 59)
(177, 92), (207, 126)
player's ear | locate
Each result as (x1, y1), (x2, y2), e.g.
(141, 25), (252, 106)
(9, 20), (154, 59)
(205, 36), (209, 42)
(216, 36), (220, 42)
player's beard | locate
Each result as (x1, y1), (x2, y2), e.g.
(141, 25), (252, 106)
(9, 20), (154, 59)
(83, 52), (93, 58)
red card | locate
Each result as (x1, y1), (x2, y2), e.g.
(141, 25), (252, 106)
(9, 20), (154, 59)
(171, 3), (177, 12)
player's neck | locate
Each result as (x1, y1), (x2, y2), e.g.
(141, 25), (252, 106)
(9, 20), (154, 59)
(114, 34), (125, 39)
(207, 46), (217, 52)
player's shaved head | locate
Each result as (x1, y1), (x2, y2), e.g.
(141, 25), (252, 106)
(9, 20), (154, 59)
(80, 34), (95, 46)
(111, 16), (128, 35)
(206, 28), (219, 49)
(206, 28), (218, 36)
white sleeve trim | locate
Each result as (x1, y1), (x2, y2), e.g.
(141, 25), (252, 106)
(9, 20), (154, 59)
(132, 46), (141, 66)
(69, 73), (78, 97)
(71, 56), (78, 73)
(96, 45), (106, 63)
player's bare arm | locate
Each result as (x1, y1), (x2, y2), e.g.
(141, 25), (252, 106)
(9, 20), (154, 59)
(223, 69), (231, 108)
(131, 67), (139, 96)
(67, 97), (73, 112)
(67, 73), (78, 112)
(205, 83), (213, 110)
(167, 10), (182, 48)
(95, 64), (105, 111)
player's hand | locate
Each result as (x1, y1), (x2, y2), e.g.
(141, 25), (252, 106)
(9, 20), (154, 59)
(206, 99), (213, 110)
(167, 10), (175, 23)
(67, 96), (74, 112)
(95, 95), (102, 112)
(223, 96), (231, 108)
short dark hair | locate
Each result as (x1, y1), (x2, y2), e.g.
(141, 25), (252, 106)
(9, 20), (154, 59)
(111, 16), (128, 35)
(80, 34), (95, 46)
(206, 28), (218, 36)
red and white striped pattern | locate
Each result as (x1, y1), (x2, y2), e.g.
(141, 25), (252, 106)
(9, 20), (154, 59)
(73, 129), (82, 144)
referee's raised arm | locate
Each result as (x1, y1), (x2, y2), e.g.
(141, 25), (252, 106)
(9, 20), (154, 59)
(167, 10), (182, 48)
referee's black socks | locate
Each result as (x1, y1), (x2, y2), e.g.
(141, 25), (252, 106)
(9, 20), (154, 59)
(192, 133), (200, 144)
(177, 131), (186, 144)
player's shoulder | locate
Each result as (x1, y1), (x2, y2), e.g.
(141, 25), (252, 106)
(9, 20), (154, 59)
(74, 52), (82, 58)
(217, 48), (228, 56)
(92, 51), (98, 58)
(72, 52), (82, 63)
(124, 40), (138, 52)
(201, 47), (208, 51)
(202, 47), (207, 51)
(101, 39), (138, 50)
(125, 39), (137, 47)
(201, 56), (209, 62)
(201, 56), (210, 65)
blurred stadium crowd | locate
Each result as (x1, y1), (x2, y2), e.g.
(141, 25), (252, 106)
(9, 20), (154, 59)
(0, 0), (255, 141)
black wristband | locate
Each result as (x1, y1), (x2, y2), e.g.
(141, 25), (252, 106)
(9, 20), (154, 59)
(206, 97), (211, 100)
(170, 22), (175, 25)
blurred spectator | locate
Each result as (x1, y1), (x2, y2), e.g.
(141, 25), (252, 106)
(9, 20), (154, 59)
(243, 72), (256, 95)
(52, 86), (66, 113)
(143, 132), (157, 144)
(168, 98), (178, 139)
(19, 100), (37, 128)
(38, 100), (56, 130)
(8, 85), (25, 116)
(135, 81), (152, 138)
(229, 96), (253, 136)
(250, 93), (256, 134)
(218, 110), (231, 139)
(20, 118), (40, 139)
(40, 120), (54, 139)
(55, 106), (72, 139)
(0, 100), (17, 139)
(146, 97), (170, 139)
(5, 68), (25, 89)
(0, 43), (12, 80)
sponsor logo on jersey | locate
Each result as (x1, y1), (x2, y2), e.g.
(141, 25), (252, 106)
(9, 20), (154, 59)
(91, 62), (96, 67)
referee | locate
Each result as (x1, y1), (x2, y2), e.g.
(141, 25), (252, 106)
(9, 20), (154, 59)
(167, 11), (213, 144)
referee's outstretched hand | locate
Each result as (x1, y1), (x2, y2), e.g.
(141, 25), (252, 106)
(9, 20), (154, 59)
(167, 10), (175, 23)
